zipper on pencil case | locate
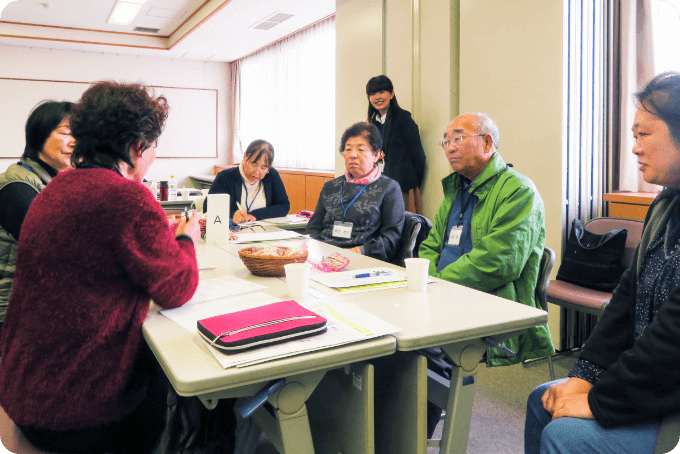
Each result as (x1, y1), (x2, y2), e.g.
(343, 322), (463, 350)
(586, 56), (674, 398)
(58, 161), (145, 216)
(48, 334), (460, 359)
(210, 316), (319, 346)
(199, 325), (327, 351)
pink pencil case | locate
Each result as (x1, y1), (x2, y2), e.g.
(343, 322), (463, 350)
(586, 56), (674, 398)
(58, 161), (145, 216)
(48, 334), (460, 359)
(197, 300), (327, 353)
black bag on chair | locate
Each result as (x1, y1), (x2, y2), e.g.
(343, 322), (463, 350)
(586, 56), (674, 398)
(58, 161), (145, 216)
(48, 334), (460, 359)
(556, 219), (628, 292)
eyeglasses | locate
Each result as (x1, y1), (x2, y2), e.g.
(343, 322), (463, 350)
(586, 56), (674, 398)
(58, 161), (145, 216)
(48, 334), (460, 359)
(440, 134), (485, 149)
(244, 160), (269, 173)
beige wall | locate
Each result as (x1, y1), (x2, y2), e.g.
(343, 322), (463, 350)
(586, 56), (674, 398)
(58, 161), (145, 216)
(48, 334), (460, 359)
(0, 45), (232, 189)
(336, 0), (564, 344)
(458, 0), (563, 341)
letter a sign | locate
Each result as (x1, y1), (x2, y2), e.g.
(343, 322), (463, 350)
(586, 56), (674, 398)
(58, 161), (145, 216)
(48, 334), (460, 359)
(206, 194), (230, 244)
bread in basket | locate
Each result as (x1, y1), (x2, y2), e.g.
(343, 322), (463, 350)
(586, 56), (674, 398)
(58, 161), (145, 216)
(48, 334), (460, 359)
(238, 246), (308, 277)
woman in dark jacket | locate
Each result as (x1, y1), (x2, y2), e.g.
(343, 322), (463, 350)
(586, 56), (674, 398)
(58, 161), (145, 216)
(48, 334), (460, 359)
(366, 75), (426, 214)
(524, 72), (680, 453)
(0, 101), (73, 335)
(205, 139), (290, 223)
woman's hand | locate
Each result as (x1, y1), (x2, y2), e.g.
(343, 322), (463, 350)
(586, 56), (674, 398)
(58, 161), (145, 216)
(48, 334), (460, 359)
(542, 377), (594, 420)
(346, 246), (362, 254)
(175, 211), (201, 244)
(233, 210), (256, 224)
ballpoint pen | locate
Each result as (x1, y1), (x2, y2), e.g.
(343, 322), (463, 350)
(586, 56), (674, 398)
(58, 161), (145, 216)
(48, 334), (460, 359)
(355, 271), (393, 278)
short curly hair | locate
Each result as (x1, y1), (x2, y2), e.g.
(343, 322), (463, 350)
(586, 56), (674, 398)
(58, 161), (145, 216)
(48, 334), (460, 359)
(70, 81), (169, 171)
(339, 122), (382, 155)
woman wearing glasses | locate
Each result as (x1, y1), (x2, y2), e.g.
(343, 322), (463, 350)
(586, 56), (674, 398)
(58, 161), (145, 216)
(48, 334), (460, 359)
(305, 122), (404, 262)
(205, 139), (290, 223)
(366, 75), (426, 214)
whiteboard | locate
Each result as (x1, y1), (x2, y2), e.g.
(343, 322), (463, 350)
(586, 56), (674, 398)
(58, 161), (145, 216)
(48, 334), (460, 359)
(0, 78), (217, 159)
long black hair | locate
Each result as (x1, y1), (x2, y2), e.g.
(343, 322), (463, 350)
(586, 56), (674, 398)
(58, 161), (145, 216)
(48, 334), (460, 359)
(22, 101), (73, 161)
(366, 75), (402, 122)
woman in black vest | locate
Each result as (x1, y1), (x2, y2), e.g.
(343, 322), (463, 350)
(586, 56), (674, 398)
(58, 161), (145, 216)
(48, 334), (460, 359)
(366, 75), (426, 214)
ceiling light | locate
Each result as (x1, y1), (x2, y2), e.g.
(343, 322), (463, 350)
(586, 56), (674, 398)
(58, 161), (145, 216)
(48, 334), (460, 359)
(108, 0), (147, 26)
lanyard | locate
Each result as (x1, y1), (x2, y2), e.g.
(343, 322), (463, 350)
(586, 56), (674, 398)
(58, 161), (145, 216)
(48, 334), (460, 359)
(242, 178), (263, 212)
(17, 162), (35, 174)
(341, 183), (368, 217)
(457, 166), (509, 226)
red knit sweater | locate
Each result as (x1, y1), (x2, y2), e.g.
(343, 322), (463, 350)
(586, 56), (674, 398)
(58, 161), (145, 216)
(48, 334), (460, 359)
(0, 168), (198, 430)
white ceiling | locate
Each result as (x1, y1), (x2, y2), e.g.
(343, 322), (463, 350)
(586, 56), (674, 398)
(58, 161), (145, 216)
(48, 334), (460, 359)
(0, 0), (335, 62)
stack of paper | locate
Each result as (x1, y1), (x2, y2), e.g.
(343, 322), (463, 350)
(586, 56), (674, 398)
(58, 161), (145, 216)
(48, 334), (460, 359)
(310, 267), (408, 293)
(160, 292), (401, 369)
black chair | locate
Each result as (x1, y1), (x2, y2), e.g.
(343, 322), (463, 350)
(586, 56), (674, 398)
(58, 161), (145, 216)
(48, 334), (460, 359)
(396, 211), (433, 267)
(531, 247), (557, 380)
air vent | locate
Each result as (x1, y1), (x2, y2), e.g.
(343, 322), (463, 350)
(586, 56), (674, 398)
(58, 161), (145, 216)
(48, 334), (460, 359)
(134, 27), (160, 33)
(249, 12), (293, 31)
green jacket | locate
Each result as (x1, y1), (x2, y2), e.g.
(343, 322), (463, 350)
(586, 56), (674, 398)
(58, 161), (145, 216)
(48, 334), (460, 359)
(0, 157), (53, 323)
(419, 153), (554, 366)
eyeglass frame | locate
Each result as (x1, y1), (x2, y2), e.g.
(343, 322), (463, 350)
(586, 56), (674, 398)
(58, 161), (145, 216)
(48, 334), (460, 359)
(440, 133), (486, 150)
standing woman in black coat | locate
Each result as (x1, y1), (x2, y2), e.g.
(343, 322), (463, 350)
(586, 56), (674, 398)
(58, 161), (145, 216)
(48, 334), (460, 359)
(366, 75), (426, 214)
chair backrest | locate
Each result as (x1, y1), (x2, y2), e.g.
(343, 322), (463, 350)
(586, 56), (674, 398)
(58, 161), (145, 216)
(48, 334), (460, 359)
(585, 217), (644, 268)
(536, 247), (556, 312)
(398, 211), (433, 266)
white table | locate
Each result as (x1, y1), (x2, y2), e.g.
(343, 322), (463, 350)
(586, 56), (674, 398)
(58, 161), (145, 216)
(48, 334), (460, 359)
(143, 243), (396, 454)
(144, 238), (549, 454)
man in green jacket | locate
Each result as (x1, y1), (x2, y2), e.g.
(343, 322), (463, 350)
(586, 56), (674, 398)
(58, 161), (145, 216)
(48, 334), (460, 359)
(419, 112), (554, 367)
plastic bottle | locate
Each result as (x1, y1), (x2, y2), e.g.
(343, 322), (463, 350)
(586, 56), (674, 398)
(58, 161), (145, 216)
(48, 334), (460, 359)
(159, 181), (169, 201)
(169, 176), (178, 201)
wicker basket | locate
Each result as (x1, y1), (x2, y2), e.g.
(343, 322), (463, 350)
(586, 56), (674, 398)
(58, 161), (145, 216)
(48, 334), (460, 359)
(238, 247), (309, 277)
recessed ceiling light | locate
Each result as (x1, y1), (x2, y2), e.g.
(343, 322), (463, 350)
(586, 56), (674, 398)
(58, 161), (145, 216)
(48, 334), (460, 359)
(108, 0), (147, 26)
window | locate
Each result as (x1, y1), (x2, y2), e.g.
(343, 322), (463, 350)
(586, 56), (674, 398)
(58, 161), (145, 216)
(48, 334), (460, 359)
(656, 0), (680, 72)
(238, 16), (335, 170)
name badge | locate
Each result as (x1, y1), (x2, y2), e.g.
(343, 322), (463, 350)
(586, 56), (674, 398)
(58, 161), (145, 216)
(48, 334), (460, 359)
(333, 221), (353, 239)
(448, 226), (463, 246)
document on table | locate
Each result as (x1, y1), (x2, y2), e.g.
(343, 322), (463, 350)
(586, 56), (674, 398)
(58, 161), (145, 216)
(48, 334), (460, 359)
(230, 230), (305, 243)
(160, 292), (279, 333)
(310, 267), (407, 288)
(258, 214), (309, 227)
(162, 291), (401, 369)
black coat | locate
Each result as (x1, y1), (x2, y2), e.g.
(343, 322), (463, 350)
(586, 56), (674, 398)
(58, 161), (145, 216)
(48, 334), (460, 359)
(372, 107), (426, 192)
(204, 167), (290, 220)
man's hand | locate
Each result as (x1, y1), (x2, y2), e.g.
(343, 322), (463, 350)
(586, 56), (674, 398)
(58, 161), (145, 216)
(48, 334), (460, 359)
(542, 377), (594, 420)
(346, 246), (361, 254)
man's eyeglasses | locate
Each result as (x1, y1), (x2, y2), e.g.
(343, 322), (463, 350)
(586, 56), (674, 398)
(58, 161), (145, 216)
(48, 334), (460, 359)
(440, 134), (485, 149)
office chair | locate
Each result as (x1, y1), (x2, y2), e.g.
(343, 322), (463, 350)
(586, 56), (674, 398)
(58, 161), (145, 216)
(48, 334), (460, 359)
(547, 217), (644, 316)
(547, 217), (644, 348)
(396, 211), (433, 267)
(531, 247), (556, 380)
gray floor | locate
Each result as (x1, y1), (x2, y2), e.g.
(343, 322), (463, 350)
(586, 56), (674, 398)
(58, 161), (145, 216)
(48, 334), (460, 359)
(253, 352), (579, 454)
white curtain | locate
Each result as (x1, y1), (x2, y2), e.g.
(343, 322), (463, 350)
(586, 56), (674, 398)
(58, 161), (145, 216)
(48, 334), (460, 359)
(236, 16), (336, 170)
(618, 0), (659, 193)
(230, 59), (243, 163)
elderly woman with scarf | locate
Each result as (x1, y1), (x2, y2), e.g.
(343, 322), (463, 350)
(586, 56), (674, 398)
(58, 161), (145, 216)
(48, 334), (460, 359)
(305, 122), (404, 262)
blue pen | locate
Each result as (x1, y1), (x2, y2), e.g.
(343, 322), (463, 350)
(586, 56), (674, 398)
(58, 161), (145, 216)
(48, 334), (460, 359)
(355, 271), (393, 278)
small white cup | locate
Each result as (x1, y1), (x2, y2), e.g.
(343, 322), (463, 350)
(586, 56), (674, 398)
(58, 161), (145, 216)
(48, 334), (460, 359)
(404, 258), (430, 291)
(284, 262), (312, 299)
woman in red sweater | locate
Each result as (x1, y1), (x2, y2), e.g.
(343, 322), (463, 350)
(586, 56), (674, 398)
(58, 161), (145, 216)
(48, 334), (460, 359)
(0, 81), (203, 453)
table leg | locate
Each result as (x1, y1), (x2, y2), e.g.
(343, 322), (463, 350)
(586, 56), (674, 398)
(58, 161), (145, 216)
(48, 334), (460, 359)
(249, 370), (326, 454)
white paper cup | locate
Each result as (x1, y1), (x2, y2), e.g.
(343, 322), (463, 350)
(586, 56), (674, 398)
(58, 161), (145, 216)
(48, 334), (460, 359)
(404, 258), (430, 291)
(284, 262), (312, 300)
